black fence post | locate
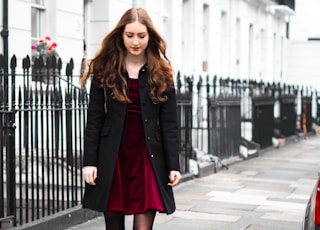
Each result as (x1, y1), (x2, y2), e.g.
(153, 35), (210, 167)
(195, 76), (202, 150)
(206, 75), (211, 155)
(6, 111), (16, 227)
(0, 54), (4, 222)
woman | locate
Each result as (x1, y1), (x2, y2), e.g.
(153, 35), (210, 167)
(81, 8), (181, 230)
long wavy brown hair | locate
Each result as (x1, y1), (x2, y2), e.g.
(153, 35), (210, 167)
(80, 8), (173, 104)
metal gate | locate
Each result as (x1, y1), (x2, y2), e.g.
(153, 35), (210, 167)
(209, 96), (241, 159)
(252, 96), (274, 149)
(280, 94), (297, 137)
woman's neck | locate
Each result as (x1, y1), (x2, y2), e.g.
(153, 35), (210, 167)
(125, 54), (146, 67)
(125, 55), (146, 79)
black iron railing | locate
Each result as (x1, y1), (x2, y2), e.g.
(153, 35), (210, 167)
(0, 54), (88, 227)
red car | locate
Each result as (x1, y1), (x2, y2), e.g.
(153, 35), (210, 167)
(302, 174), (320, 230)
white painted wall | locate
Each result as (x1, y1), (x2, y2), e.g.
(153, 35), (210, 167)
(162, 0), (288, 81)
(283, 0), (320, 89)
(0, 0), (295, 85)
(86, 0), (133, 59)
(7, 0), (31, 64)
(284, 42), (320, 89)
(56, 0), (84, 65)
(290, 0), (320, 41)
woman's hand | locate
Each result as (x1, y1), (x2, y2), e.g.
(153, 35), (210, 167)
(168, 170), (181, 186)
(82, 166), (97, 186)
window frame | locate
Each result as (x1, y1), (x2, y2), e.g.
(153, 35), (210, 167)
(31, 0), (47, 47)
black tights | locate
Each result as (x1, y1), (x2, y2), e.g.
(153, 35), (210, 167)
(104, 210), (156, 230)
(104, 212), (125, 230)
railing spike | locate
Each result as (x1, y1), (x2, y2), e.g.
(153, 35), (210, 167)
(10, 55), (17, 69)
(69, 58), (74, 69)
(58, 58), (62, 70)
(25, 55), (31, 68)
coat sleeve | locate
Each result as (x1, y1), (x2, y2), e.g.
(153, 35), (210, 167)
(83, 78), (105, 166)
(159, 85), (180, 172)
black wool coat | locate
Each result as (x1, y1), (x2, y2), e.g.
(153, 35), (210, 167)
(82, 66), (180, 214)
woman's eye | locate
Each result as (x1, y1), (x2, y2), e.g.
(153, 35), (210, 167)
(125, 34), (146, 39)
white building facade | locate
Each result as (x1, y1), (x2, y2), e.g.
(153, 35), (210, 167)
(2, 0), (318, 88)
(284, 0), (320, 89)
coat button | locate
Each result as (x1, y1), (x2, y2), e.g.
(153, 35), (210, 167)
(144, 119), (148, 123)
(150, 154), (154, 158)
(147, 136), (151, 141)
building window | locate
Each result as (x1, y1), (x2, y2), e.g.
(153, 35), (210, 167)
(31, 0), (46, 47)
(235, 18), (241, 70)
(202, 4), (209, 72)
(182, 0), (191, 74)
(220, 11), (227, 76)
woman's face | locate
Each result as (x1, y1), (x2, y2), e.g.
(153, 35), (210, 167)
(123, 21), (149, 57)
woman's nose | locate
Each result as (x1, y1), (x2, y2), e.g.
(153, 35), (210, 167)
(133, 36), (139, 45)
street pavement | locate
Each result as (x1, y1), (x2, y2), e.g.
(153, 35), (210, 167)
(67, 135), (320, 230)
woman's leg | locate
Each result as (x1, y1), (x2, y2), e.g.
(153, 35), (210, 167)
(133, 210), (156, 230)
(104, 212), (125, 230)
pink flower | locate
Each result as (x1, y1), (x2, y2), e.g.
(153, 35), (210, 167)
(32, 36), (58, 54)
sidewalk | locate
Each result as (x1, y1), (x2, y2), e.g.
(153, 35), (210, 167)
(67, 135), (320, 230)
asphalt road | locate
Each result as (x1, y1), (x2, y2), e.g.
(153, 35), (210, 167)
(68, 135), (320, 230)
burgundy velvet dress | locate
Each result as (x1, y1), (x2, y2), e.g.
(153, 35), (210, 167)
(107, 78), (165, 214)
